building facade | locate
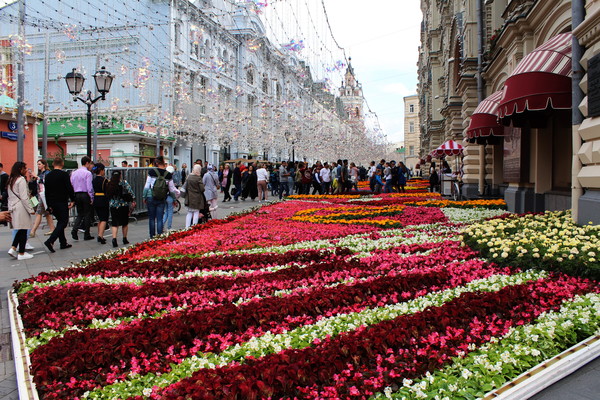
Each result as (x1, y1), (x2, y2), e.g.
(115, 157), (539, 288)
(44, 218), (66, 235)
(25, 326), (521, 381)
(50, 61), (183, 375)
(403, 94), (421, 170)
(418, 0), (600, 224)
(0, 0), (370, 168)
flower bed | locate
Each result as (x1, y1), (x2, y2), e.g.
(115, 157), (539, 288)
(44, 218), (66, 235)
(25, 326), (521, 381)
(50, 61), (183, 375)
(462, 210), (600, 280)
(10, 194), (600, 400)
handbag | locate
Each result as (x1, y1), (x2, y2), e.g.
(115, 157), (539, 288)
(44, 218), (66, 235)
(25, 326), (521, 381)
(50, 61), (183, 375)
(29, 196), (39, 209)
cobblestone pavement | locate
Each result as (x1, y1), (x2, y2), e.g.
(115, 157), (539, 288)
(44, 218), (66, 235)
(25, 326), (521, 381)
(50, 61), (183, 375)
(0, 198), (598, 399)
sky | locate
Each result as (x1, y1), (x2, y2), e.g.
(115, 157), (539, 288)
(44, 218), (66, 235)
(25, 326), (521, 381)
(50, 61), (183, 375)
(324, 0), (422, 144)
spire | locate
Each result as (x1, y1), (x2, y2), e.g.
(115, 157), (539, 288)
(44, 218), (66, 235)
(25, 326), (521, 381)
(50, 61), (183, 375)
(346, 57), (354, 76)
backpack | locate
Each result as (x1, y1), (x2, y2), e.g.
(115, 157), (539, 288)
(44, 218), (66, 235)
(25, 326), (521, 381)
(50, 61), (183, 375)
(152, 168), (169, 200)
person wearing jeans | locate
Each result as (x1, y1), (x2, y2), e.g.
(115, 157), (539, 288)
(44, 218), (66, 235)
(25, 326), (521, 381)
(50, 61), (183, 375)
(143, 156), (179, 238)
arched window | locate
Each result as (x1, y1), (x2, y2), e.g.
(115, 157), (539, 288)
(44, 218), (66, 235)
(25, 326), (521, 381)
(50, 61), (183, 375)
(246, 66), (255, 85)
(262, 76), (269, 94)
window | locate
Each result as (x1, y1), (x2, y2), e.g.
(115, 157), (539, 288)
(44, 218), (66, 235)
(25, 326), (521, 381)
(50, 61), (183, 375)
(174, 23), (182, 50)
(276, 83), (282, 101)
(409, 146), (415, 156)
(246, 67), (254, 85)
(409, 122), (415, 133)
(262, 77), (269, 94)
(409, 104), (414, 113)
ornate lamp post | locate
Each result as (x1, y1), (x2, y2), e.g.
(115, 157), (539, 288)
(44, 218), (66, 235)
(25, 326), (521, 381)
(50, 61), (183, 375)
(284, 131), (295, 162)
(65, 67), (113, 158)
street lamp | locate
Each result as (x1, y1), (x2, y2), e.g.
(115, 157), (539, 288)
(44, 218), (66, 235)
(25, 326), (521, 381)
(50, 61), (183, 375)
(284, 131), (295, 162)
(65, 66), (114, 158)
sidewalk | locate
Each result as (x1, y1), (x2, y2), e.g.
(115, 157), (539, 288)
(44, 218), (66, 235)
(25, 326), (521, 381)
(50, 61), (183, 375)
(0, 198), (260, 399)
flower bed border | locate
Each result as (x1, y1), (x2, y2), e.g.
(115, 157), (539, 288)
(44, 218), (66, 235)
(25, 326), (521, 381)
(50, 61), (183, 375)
(8, 290), (39, 400)
(483, 334), (600, 400)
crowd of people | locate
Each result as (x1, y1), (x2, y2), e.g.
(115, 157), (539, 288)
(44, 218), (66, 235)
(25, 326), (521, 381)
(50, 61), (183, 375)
(0, 156), (440, 261)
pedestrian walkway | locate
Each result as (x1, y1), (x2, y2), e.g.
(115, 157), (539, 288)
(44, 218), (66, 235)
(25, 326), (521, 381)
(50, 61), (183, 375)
(0, 199), (259, 399)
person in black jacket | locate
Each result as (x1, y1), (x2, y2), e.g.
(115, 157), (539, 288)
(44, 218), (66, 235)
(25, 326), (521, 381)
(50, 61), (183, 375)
(43, 157), (75, 253)
(0, 162), (8, 212)
(232, 161), (243, 201)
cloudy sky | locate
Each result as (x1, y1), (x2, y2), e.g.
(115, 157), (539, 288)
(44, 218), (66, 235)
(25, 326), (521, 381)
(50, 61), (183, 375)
(325, 0), (422, 144)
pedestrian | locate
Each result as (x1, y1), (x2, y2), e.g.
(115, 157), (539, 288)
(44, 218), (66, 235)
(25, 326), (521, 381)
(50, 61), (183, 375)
(172, 164), (182, 187)
(91, 163), (110, 244)
(182, 164), (206, 227)
(121, 160), (128, 168)
(349, 162), (359, 191)
(30, 159), (56, 238)
(269, 166), (279, 196)
(286, 162), (295, 196)
(162, 165), (176, 231)
(312, 166), (323, 194)
(278, 161), (290, 199)
(256, 163), (269, 202)
(143, 156), (179, 238)
(232, 162), (243, 201)
(203, 164), (220, 215)
(7, 162), (35, 260)
(221, 163), (232, 202)
(0, 162), (8, 211)
(397, 161), (408, 193)
(373, 169), (384, 194)
(180, 163), (188, 185)
(319, 162), (331, 194)
(241, 164), (257, 201)
(106, 170), (135, 247)
(384, 162), (394, 193)
(43, 157), (75, 253)
(70, 156), (95, 241)
(341, 160), (350, 193)
(429, 162), (439, 193)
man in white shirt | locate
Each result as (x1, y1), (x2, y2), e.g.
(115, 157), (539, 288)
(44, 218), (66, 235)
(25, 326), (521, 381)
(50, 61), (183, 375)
(320, 162), (331, 194)
(256, 163), (270, 202)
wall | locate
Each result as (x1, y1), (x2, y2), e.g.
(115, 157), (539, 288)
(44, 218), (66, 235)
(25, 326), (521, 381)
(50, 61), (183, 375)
(0, 116), (37, 169)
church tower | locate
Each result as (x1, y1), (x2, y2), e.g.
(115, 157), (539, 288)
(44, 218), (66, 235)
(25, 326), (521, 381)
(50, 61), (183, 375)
(338, 58), (364, 122)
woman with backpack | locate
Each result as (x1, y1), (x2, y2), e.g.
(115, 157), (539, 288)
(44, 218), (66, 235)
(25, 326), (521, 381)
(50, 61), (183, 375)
(143, 156), (179, 238)
(106, 170), (135, 247)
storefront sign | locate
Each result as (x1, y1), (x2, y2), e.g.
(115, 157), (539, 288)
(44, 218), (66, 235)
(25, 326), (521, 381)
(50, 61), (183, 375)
(589, 53), (600, 118)
(503, 125), (527, 183)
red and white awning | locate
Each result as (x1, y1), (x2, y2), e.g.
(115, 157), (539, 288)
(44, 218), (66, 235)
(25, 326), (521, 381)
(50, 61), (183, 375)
(498, 32), (572, 123)
(466, 91), (504, 140)
(432, 140), (464, 157)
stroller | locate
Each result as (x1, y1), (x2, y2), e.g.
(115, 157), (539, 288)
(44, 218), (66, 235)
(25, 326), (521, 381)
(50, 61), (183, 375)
(198, 193), (212, 224)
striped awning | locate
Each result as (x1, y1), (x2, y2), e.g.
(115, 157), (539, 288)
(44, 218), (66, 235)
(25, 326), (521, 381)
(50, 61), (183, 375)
(498, 32), (572, 125)
(466, 91), (504, 140)
(432, 140), (464, 157)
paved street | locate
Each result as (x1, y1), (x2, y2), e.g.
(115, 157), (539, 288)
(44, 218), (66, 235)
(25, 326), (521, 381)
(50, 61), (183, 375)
(0, 197), (598, 399)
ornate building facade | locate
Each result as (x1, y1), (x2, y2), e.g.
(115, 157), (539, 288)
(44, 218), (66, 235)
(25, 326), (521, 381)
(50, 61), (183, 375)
(418, 0), (600, 224)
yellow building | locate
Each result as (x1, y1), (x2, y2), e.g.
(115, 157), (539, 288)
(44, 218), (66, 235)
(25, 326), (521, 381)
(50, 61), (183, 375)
(403, 95), (421, 170)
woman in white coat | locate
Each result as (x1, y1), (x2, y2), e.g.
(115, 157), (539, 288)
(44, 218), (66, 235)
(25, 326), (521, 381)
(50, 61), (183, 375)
(7, 162), (35, 260)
